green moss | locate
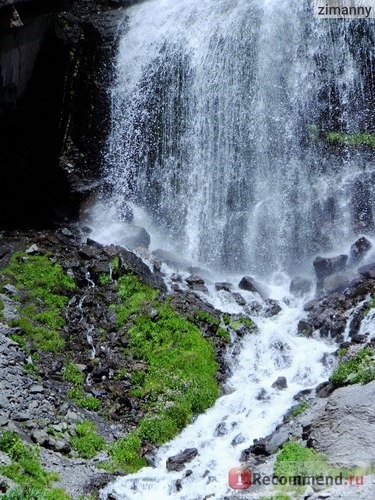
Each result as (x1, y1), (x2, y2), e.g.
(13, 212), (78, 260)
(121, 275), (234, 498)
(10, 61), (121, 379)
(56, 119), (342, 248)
(63, 363), (84, 386)
(1, 253), (75, 353)
(70, 421), (106, 459)
(107, 273), (220, 472)
(217, 327), (230, 342)
(0, 431), (60, 492)
(67, 388), (101, 411)
(290, 401), (310, 418)
(229, 317), (253, 331)
(223, 313), (231, 326)
(194, 311), (220, 326)
(108, 433), (147, 473)
(330, 347), (375, 386)
(112, 256), (120, 271)
(326, 131), (375, 149)
(259, 495), (291, 500)
(99, 274), (111, 286)
(0, 297), (4, 320)
(113, 368), (127, 381)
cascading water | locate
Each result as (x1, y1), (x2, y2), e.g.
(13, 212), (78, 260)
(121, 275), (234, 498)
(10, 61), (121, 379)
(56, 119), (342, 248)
(94, 0), (375, 277)
(92, 0), (375, 498)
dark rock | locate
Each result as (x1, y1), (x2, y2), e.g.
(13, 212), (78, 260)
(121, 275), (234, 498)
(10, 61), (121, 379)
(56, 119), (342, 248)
(350, 236), (372, 263)
(214, 422), (228, 436)
(232, 292), (246, 306)
(263, 299), (282, 317)
(215, 282), (233, 292)
(166, 448), (199, 472)
(289, 276), (312, 296)
(293, 389), (312, 401)
(271, 376), (287, 390)
(186, 275), (205, 286)
(322, 272), (353, 293)
(358, 262), (375, 279)
(315, 381), (335, 398)
(297, 320), (313, 337)
(238, 276), (267, 299)
(256, 388), (269, 400)
(313, 254), (348, 281)
(124, 225), (150, 250)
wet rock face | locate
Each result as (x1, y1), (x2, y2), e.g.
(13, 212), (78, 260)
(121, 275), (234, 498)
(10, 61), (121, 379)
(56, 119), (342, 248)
(350, 236), (372, 263)
(351, 179), (375, 234)
(166, 448), (199, 472)
(313, 254), (348, 281)
(289, 276), (312, 296)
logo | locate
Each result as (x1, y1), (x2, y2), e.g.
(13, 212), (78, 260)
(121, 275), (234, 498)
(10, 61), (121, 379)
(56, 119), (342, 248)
(228, 467), (252, 490)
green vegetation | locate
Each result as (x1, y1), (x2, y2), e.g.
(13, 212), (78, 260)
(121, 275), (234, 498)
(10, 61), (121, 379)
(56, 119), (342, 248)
(274, 441), (352, 486)
(0, 297), (4, 320)
(223, 313), (230, 326)
(66, 388), (100, 411)
(70, 421), (106, 459)
(0, 487), (70, 500)
(259, 495), (291, 500)
(330, 346), (375, 386)
(98, 274), (111, 286)
(194, 310), (219, 326)
(1, 253), (75, 352)
(326, 131), (375, 149)
(290, 401), (310, 418)
(230, 317), (253, 331)
(217, 327), (230, 342)
(63, 362), (84, 386)
(0, 431), (66, 498)
(108, 433), (147, 473)
(105, 273), (219, 472)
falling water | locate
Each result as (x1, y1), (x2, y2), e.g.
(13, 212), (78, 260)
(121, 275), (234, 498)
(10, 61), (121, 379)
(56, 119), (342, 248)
(97, 0), (375, 277)
(93, 0), (375, 498)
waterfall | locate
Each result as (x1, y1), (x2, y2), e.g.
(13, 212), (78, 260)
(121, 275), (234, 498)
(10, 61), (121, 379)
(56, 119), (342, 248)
(93, 0), (375, 498)
(97, 0), (375, 277)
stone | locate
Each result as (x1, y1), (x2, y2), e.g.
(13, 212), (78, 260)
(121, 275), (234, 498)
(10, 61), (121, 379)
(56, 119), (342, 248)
(350, 236), (372, 263)
(29, 384), (44, 394)
(297, 320), (313, 337)
(358, 262), (375, 279)
(124, 225), (151, 249)
(303, 485), (315, 499)
(313, 254), (348, 281)
(289, 276), (312, 296)
(263, 299), (282, 317)
(214, 422), (228, 436)
(215, 282), (233, 292)
(186, 275), (205, 286)
(25, 244), (40, 254)
(232, 292), (246, 306)
(166, 448), (199, 472)
(3, 284), (19, 295)
(238, 276), (267, 299)
(307, 381), (375, 467)
(272, 376), (287, 390)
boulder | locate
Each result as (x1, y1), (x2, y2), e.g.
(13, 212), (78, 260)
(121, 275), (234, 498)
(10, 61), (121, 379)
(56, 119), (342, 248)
(166, 448), (199, 472)
(215, 282), (233, 292)
(350, 236), (372, 263)
(238, 276), (267, 299)
(307, 381), (375, 467)
(358, 262), (375, 279)
(289, 276), (312, 296)
(232, 292), (246, 306)
(313, 254), (348, 281)
(124, 225), (150, 249)
(297, 320), (313, 337)
(272, 376), (287, 390)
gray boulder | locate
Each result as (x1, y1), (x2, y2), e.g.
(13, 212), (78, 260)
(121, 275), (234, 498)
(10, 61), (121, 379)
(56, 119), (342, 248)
(350, 236), (372, 263)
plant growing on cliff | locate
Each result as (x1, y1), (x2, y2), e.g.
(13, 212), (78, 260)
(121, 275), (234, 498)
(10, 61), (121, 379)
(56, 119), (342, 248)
(330, 346), (375, 386)
(326, 131), (375, 149)
(0, 431), (66, 497)
(70, 421), (106, 459)
(1, 253), (75, 352)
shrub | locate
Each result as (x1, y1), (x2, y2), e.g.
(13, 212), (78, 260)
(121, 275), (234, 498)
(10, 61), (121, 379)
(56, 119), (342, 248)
(70, 421), (105, 459)
(330, 347), (375, 386)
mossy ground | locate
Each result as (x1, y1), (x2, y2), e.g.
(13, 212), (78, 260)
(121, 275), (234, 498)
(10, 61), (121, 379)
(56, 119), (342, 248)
(105, 274), (220, 472)
(0, 253), (75, 352)
(330, 346), (375, 386)
(0, 431), (67, 499)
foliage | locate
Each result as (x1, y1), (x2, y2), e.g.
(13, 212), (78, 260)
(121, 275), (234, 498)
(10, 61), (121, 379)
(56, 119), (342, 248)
(70, 421), (106, 459)
(1, 253), (75, 352)
(217, 327), (230, 342)
(98, 274), (111, 286)
(326, 131), (375, 149)
(67, 388), (100, 411)
(290, 401), (310, 418)
(63, 363), (84, 386)
(259, 495), (291, 500)
(230, 317), (253, 331)
(0, 487), (70, 500)
(274, 442), (329, 479)
(107, 273), (219, 471)
(330, 347), (375, 386)
(108, 433), (147, 473)
(194, 311), (219, 326)
(0, 431), (59, 491)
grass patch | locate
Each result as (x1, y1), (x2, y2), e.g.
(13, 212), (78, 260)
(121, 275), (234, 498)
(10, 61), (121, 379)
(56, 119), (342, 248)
(107, 273), (219, 472)
(326, 131), (375, 149)
(259, 495), (291, 500)
(63, 362), (84, 386)
(290, 401), (310, 418)
(0, 487), (71, 500)
(217, 327), (230, 342)
(194, 311), (219, 326)
(1, 253), (75, 353)
(0, 431), (62, 495)
(330, 346), (375, 386)
(70, 421), (106, 459)
(98, 274), (111, 286)
(67, 388), (100, 411)
(230, 317), (253, 331)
